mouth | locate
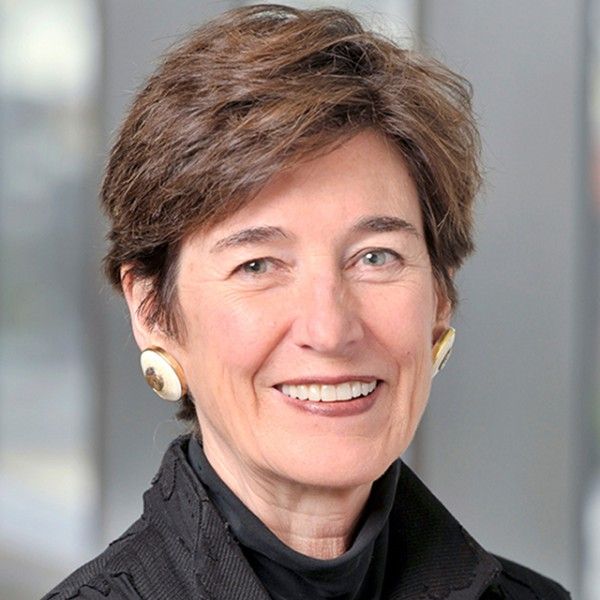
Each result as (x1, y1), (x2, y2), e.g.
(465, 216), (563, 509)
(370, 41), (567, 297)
(275, 379), (380, 403)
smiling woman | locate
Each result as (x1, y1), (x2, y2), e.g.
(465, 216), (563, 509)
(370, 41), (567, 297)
(134, 131), (441, 503)
(43, 4), (570, 600)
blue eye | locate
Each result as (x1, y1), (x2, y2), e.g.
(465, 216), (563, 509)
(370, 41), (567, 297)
(240, 258), (269, 274)
(361, 249), (398, 266)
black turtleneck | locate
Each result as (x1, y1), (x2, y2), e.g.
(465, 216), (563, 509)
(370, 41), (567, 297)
(187, 436), (400, 600)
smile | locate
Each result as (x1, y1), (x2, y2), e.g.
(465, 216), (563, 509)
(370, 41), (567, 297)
(277, 380), (378, 402)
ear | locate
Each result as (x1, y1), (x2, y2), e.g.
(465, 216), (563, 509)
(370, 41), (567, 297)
(121, 265), (163, 351)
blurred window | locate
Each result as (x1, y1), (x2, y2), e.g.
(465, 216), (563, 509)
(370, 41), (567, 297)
(0, 0), (101, 591)
(583, 1), (600, 598)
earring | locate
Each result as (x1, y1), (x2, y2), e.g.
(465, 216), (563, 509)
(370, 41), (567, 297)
(140, 347), (187, 401)
(432, 327), (456, 378)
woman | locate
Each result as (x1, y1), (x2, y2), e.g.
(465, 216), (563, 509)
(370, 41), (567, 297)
(44, 5), (570, 599)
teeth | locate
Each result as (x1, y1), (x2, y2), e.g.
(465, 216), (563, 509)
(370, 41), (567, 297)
(321, 385), (336, 401)
(308, 384), (320, 401)
(336, 382), (352, 400)
(279, 380), (378, 402)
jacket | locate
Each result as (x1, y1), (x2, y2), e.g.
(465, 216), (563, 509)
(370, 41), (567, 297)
(43, 435), (571, 599)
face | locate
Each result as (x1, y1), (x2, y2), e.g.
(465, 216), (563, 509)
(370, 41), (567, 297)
(133, 130), (450, 490)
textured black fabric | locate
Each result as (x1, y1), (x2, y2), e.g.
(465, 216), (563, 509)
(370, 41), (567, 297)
(187, 434), (399, 600)
(42, 435), (571, 600)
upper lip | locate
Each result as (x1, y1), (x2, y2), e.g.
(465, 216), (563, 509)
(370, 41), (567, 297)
(275, 376), (380, 386)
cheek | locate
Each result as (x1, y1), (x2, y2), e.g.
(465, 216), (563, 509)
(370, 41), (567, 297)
(365, 282), (436, 356)
(367, 282), (435, 420)
(183, 289), (280, 377)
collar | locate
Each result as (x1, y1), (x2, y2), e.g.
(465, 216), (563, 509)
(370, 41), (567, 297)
(145, 435), (501, 600)
(384, 462), (502, 599)
(187, 434), (400, 600)
(145, 435), (269, 599)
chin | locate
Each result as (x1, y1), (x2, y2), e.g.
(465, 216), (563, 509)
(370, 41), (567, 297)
(263, 436), (403, 490)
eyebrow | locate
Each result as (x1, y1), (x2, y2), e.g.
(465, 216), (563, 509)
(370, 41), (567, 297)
(210, 226), (289, 253)
(350, 215), (420, 237)
(210, 215), (419, 254)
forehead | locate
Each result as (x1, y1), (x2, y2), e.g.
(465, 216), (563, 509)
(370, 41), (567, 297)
(190, 130), (423, 247)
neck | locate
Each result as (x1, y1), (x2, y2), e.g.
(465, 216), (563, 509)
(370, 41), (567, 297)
(203, 442), (372, 560)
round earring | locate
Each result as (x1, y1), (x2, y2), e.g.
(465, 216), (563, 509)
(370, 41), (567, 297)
(432, 327), (456, 378)
(140, 347), (187, 402)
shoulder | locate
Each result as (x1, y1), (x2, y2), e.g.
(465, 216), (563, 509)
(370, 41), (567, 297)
(41, 519), (156, 600)
(42, 437), (195, 600)
(489, 555), (571, 599)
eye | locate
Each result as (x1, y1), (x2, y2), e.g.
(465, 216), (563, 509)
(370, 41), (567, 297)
(359, 249), (401, 267)
(238, 258), (269, 275)
(233, 257), (286, 278)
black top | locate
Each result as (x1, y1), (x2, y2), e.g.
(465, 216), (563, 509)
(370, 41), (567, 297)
(42, 435), (571, 599)
(187, 435), (400, 600)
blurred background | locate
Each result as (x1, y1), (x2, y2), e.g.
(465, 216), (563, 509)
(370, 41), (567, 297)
(0, 0), (598, 598)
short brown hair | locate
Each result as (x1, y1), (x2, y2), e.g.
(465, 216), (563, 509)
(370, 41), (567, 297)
(102, 4), (481, 420)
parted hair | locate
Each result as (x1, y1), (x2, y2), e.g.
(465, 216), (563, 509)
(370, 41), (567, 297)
(102, 4), (481, 422)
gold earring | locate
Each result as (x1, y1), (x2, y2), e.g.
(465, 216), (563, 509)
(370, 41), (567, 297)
(140, 347), (187, 401)
(432, 327), (456, 378)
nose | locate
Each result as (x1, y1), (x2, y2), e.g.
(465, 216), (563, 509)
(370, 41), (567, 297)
(290, 273), (365, 355)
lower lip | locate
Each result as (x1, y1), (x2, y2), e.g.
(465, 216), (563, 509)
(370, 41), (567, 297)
(276, 382), (381, 417)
